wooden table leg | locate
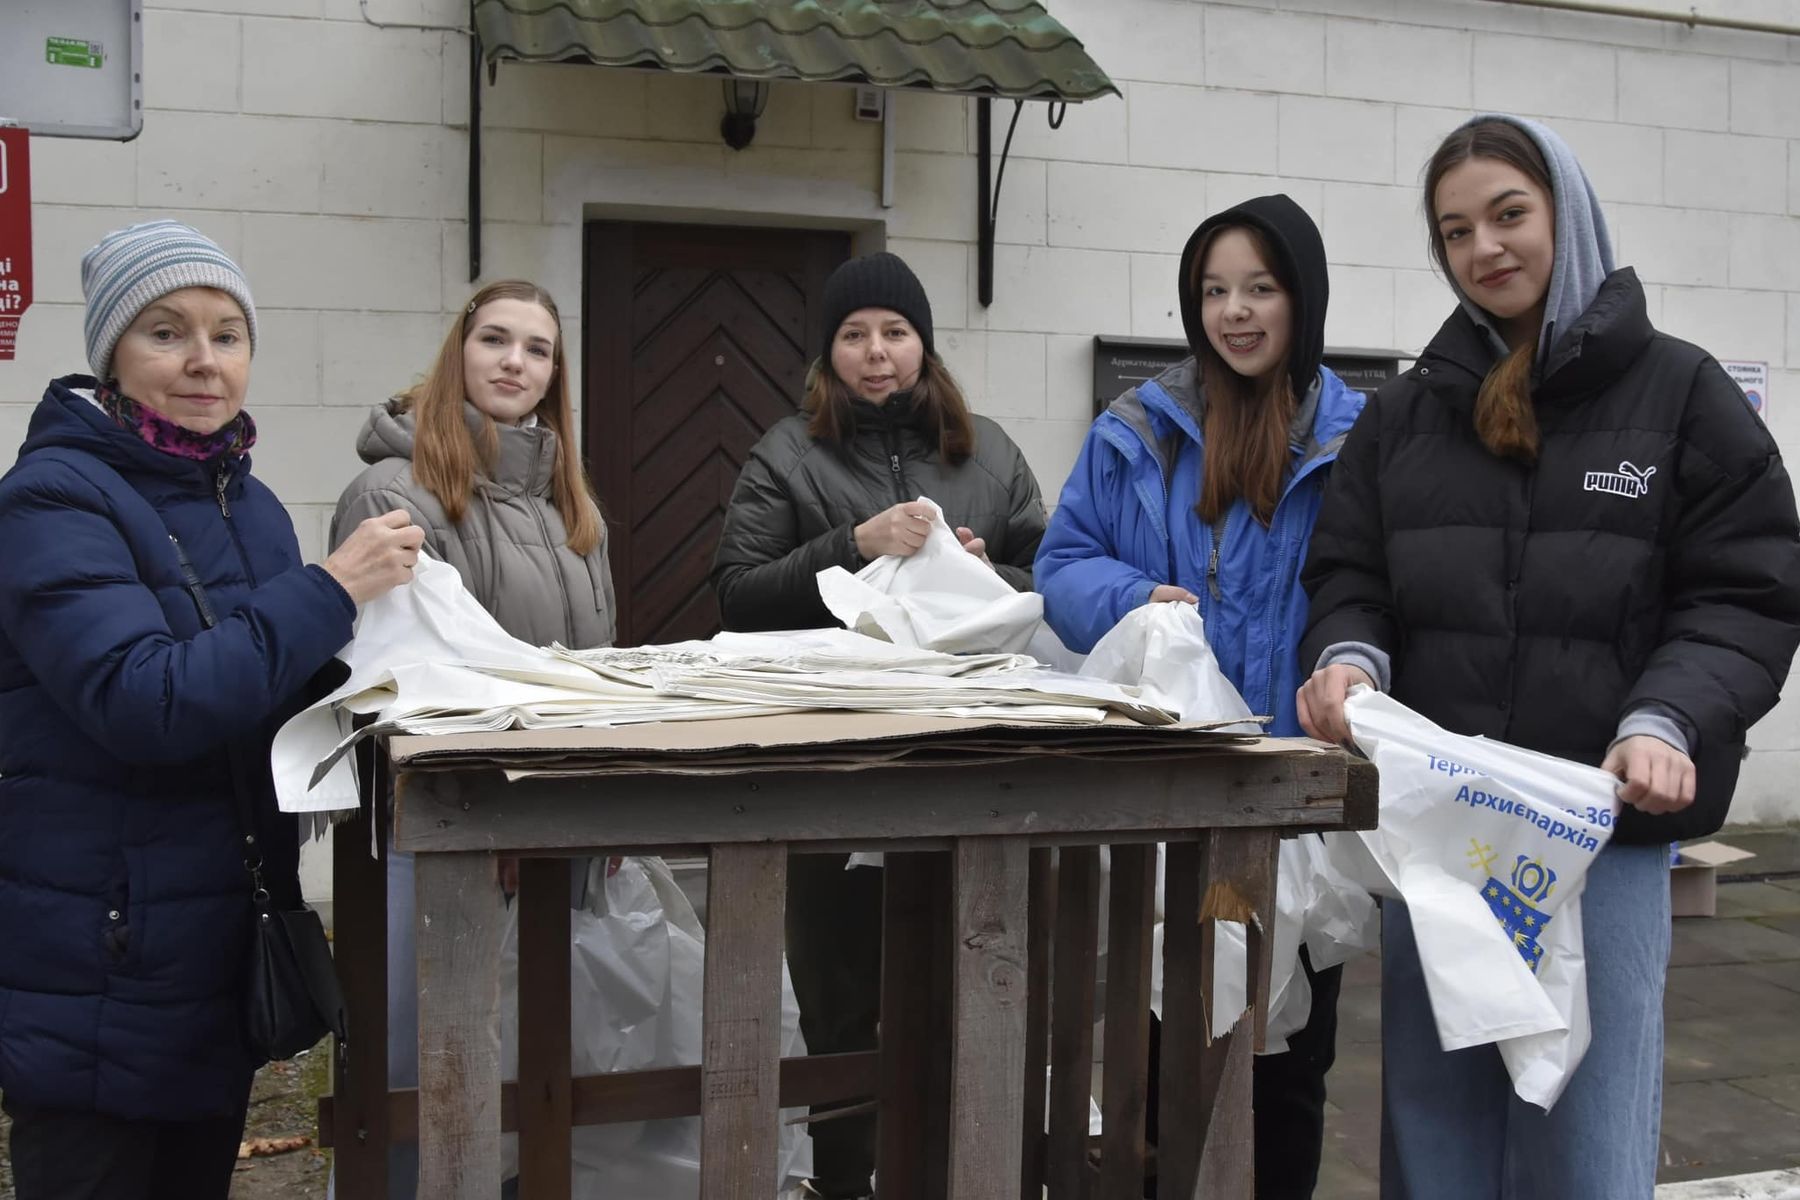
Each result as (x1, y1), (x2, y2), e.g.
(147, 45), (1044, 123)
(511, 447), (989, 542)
(1019, 846), (1056, 1200)
(1047, 845), (1099, 1199)
(1100, 844), (1156, 1199)
(1157, 841), (1204, 1200)
(881, 851), (951, 1200)
(329, 798), (389, 1198)
(415, 851), (508, 1200)
(516, 857), (573, 1200)
(1193, 828), (1278, 1198)
(948, 835), (1029, 1199)
(700, 842), (788, 1200)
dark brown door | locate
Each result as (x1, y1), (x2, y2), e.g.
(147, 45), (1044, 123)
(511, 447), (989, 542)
(583, 222), (849, 646)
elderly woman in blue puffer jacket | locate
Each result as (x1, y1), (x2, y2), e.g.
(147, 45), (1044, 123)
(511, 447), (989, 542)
(0, 221), (421, 1200)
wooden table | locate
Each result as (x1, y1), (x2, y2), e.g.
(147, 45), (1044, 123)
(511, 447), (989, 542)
(320, 724), (1371, 1200)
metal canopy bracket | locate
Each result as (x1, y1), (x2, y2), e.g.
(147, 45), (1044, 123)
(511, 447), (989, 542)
(468, 5), (482, 284)
(978, 98), (1065, 308)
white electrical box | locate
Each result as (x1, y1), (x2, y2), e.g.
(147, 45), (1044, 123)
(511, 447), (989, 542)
(0, 0), (144, 140)
(854, 86), (885, 122)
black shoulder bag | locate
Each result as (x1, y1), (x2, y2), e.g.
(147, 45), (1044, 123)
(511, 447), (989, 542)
(168, 532), (349, 1062)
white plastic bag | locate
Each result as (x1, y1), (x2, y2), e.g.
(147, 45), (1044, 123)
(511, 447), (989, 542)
(1334, 687), (1619, 1109)
(1146, 835), (1377, 1050)
(1079, 602), (1263, 733)
(497, 856), (813, 1196)
(1084, 605), (1376, 1050)
(816, 496), (1060, 659)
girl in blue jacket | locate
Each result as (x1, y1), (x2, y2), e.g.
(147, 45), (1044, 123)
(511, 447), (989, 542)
(1035, 194), (1363, 1199)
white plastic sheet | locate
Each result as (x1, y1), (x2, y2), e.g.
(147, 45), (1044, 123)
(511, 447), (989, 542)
(497, 856), (812, 1196)
(1332, 687), (1619, 1109)
(272, 557), (1176, 814)
(816, 496), (1079, 670)
(1078, 602), (1263, 735)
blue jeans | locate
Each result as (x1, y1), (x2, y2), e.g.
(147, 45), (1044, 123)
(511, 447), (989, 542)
(1379, 841), (1669, 1200)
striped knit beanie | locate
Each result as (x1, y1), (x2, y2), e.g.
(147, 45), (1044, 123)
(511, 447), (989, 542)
(81, 220), (257, 381)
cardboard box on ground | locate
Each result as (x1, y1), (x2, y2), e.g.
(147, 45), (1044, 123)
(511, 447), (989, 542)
(1671, 840), (1757, 918)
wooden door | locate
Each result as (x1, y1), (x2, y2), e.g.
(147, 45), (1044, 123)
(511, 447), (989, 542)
(584, 222), (849, 646)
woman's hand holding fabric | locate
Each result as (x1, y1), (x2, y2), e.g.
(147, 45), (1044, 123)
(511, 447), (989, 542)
(954, 525), (992, 565)
(1296, 663), (1376, 747)
(1148, 584), (1199, 604)
(322, 509), (425, 604)
(1601, 734), (1696, 814)
(855, 500), (934, 560)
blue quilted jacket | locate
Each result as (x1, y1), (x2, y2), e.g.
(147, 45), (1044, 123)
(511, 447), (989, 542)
(1035, 360), (1364, 734)
(0, 378), (355, 1120)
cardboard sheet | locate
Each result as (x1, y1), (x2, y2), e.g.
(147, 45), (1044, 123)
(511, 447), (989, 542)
(388, 709), (1304, 777)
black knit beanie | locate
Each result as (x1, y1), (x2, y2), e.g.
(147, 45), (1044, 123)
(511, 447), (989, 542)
(819, 252), (935, 363)
(1176, 194), (1330, 395)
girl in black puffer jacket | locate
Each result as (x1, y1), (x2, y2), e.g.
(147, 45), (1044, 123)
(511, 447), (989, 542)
(1298, 116), (1800, 1199)
(711, 252), (1044, 1200)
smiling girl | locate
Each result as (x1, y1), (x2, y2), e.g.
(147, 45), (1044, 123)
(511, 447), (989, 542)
(1035, 194), (1365, 1199)
(1297, 116), (1800, 1198)
(331, 278), (614, 1199)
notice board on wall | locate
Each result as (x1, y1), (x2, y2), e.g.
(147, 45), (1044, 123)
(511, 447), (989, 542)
(0, 0), (143, 140)
(1090, 336), (1405, 418)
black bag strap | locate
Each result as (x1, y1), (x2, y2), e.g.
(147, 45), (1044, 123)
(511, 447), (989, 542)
(29, 446), (268, 898)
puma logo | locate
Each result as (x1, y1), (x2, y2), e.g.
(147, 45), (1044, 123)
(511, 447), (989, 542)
(1583, 460), (1657, 500)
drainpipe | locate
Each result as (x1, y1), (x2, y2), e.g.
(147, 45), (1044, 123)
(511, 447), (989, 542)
(1472, 0), (1800, 37)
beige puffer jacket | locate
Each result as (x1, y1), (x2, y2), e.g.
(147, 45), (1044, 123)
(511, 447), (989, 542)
(331, 399), (616, 650)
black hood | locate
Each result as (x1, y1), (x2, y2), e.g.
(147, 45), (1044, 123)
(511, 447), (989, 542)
(1177, 193), (1330, 395)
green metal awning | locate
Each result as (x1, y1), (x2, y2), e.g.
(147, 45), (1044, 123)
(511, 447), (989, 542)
(471, 0), (1120, 102)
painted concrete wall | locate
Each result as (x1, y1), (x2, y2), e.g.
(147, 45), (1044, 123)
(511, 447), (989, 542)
(4, 0), (1799, 892)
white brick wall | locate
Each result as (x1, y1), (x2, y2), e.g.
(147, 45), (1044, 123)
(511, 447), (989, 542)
(7, 0), (1800, 827)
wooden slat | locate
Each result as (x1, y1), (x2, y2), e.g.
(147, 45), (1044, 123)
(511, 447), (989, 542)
(394, 753), (1350, 855)
(1047, 845), (1100, 1199)
(327, 784), (389, 1198)
(1191, 1025), (1255, 1199)
(516, 857), (573, 1200)
(1190, 829), (1280, 1196)
(1100, 844), (1157, 1199)
(1019, 846), (1056, 1200)
(415, 852), (508, 1200)
(699, 843), (788, 1200)
(320, 1050), (881, 1146)
(879, 851), (951, 1200)
(1344, 757), (1380, 831)
(948, 836), (1030, 1199)
(1157, 840), (1203, 1200)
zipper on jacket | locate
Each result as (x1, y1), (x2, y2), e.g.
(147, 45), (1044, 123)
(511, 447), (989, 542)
(215, 462), (257, 583)
(882, 428), (908, 505)
(1205, 515), (1227, 601)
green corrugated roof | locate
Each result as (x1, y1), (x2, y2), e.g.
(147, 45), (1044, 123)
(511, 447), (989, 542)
(473, 0), (1119, 102)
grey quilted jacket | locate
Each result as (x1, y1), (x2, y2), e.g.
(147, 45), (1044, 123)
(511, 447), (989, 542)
(332, 399), (616, 649)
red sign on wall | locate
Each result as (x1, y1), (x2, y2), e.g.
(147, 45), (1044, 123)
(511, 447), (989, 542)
(0, 127), (33, 362)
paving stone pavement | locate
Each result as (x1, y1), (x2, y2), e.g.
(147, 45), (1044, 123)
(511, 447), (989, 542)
(1318, 869), (1800, 1197)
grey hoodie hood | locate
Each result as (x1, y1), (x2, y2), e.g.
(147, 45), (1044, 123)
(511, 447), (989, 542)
(356, 397), (557, 498)
(1445, 113), (1615, 370)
